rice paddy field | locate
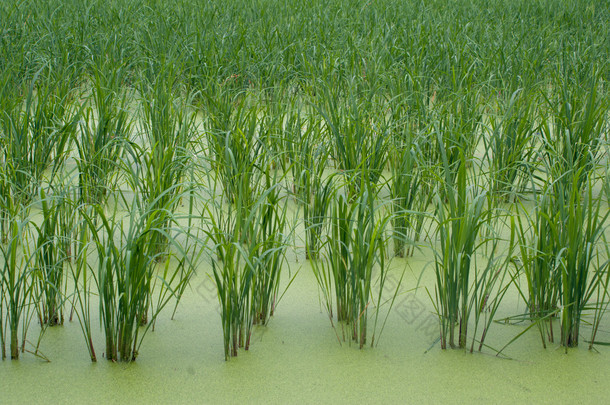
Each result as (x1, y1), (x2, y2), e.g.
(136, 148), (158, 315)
(1, 0), (610, 403)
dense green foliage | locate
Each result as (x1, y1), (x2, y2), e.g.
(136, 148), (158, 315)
(0, 0), (609, 361)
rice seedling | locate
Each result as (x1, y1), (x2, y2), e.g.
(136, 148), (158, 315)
(431, 90), (484, 189)
(513, 171), (609, 349)
(85, 201), (146, 362)
(311, 182), (397, 348)
(204, 173), (293, 359)
(203, 88), (265, 208)
(75, 58), (131, 206)
(512, 192), (562, 345)
(73, 189), (191, 362)
(484, 88), (537, 201)
(508, 70), (609, 348)
(249, 172), (292, 325)
(205, 205), (253, 360)
(32, 188), (68, 327)
(539, 70), (607, 194)
(0, 67), (76, 207)
(68, 204), (97, 362)
(282, 107), (331, 259)
(556, 175), (608, 348)
(0, 201), (37, 359)
(134, 65), (196, 261)
(317, 85), (389, 197)
(430, 151), (509, 350)
(388, 132), (428, 258)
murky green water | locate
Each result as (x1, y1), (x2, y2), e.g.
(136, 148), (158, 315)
(3, 245), (610, 404)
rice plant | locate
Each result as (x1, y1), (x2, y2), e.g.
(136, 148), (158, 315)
(539, 71), (607, 194)
(512, 195), (562, 345)
(388, 132), (428, 258)
(317, 86), (389, 197)
(0, 67), (76, 207)
(134, 66), (195, 261)
(431, 152), (508, 350)
(33, 188), (68, 327)
(0, 202), (37, 359)
(556, 175), (608, 348)
(71, 189), (192, 362)
(511, 72), (610, 348)
(484, 88), (537, 201)
(75, 59), (131, 206)
(514, 170), (609, 349)
(204, 174), (292, 359)
(203, 89), (265, 208)
(206, 209), (253, 360)
(283, 108), (331, 260)
(311, 182), (396, 348)
(68, 204), (97, 362)
(250, 173), (291, 325)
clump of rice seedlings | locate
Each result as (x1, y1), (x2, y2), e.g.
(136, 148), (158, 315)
(0, 202), (37, 359)
(484, 88), (537, 202)
(204, 173), (292, 360)
(68, 204), (97, 362)
(512, 192), (562, 345)
(205, 206), (253, 360)
(539, 71), (606, 194)
(75, 60), (131, 206)
(0, 67), (76, 207)
(249, 173), (292, 325)
(509, 73), (608, 348)
(431, 91), (483, 188)
(431, 152), (509, 350)
(33, 188), (68, 327)
(389, 131), (428, 258)
(514, 173), (609, 349)
(283, 108), (330, 260)
(311, 182), (397, 348)
(73, 190), (191, 362)
(135, 66), (195, 261)
(303, 175), (333, 261)
(556, 175), (608, 348)
(511, 71), (609, 349)
(204, 89), (264, 208)
(317, 86), (389, 197)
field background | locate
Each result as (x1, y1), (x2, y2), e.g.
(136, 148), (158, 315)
(1, 0), (610, 403)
